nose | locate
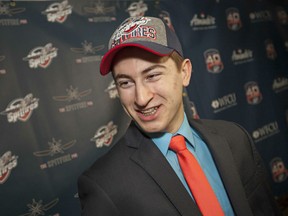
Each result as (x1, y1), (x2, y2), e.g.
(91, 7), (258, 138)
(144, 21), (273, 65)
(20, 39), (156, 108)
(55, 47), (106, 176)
(134, 82), (153, 107)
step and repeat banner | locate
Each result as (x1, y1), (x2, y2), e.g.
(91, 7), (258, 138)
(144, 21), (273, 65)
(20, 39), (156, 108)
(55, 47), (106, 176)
(0, 0), (287, 215)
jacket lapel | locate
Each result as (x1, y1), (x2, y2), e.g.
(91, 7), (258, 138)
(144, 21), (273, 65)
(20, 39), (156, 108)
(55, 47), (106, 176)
(126, 122), (202, 216)
(189, 119), (254, 216)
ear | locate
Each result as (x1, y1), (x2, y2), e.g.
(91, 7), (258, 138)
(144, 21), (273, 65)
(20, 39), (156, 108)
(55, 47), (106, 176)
(181, 59), (192, 87)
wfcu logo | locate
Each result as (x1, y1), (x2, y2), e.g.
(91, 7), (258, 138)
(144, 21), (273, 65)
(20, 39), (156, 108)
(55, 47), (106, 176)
(126, 0), (148, 17)
(34, 138), (78, 170)
(204, 49), (224, 73)
(23, 43), (58, 69)
(249, 10), (273, 23)
(0, 1), (27, 26)
(270, 157), (288, 183)
(0, 93), (39, 123)
(91, 121), (118, 148)
(83, 0), (116, 23)
(0, 151), (18, 184)
(105, 80), (118, 99)
(211, 93), (237, 113)
(52, 86), (93, 113)
(42, 0), (72, 23)
(231, 48), (254, 65)
(226, 7), (242, 31)
(252, 121), (280, 143)
(70, 40), (104, 64)
(20, 198), (59, 216)
(190, 12), (217, 31)
(244, 81), (262, 105)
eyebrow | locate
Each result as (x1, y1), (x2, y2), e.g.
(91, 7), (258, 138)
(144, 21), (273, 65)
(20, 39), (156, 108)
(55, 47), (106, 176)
(114, 64), (166, 80)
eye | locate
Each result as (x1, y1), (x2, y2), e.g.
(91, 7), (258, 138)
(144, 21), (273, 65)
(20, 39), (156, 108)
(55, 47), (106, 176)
(146, 73), (161, 81)
(116, 79), (134, 89)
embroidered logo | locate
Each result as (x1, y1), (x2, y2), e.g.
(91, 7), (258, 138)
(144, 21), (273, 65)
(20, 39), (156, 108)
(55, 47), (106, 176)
(0, 151), (18, 184)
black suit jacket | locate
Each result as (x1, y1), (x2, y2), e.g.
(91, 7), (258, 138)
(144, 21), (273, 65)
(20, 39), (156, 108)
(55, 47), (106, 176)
(78, 117), (281, 216)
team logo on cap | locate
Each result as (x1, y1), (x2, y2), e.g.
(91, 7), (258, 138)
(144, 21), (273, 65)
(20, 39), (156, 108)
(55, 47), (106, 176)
(23, 43), (58, 69)
(270, 157), (288, 183)
(42, 0), (72, 23)
(244, 81), (262, 105)
(0, 151), (18, 184)
(204, 49), (224, 73)
(110, 16), (156, 48)
(226, 8), (242, 31)
(1, 93), (39, 123)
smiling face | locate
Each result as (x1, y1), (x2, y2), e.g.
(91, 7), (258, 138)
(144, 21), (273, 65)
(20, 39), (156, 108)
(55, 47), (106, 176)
(112, 47), (192, 134)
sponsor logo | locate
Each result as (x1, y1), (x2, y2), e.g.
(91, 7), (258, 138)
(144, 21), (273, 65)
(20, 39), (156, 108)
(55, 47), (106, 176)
(270, 157), (288, 183)
(249, 10), (272, 23)
(231, 48), (254, 65)
(276, 7), (288, 25)
(252, 121), (280, 143)
(190, 13), (217, 30)
(272, 77), (288, 93)
(0, 151), (18, 184)
(0, 93), (39, 123)
(105, 80), (118, 99)
(0, 1), (27, 26)
(42, 0), (72, 23)
(265, 39), (277, 60)
(70, 40), (104, 63)
(91, 121), (118, 148)
(189, 101), (200, 119)
(211, 93), (237, 113)
(126, 0), (148, 17)
(226, 8), (242, 31)
(159, 10), (175, 32)
(84, 0), (116, 23)
(244, 81), (262, 105)
(52, 86), (93, 113)
(20, 198), (59, 216)
(204, 49), (224, 73)
(110, 16), (155, 48)
(23, 43), (58, 69)
(34, 138), (78, 169)
(0, 55), (6, 74)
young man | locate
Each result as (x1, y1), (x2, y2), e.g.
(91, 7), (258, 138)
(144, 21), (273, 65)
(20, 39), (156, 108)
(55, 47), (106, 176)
(78, 16), (281, 216)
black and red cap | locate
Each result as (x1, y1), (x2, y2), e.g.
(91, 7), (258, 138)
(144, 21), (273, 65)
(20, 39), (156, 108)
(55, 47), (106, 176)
(100, 16), (183, 75)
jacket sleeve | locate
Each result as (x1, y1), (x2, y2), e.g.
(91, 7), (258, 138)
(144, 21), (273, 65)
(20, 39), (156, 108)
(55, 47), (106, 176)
(78, 173), (120, 216)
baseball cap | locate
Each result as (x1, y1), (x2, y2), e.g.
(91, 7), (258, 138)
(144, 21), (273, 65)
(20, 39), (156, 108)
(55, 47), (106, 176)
(100, 16), (183, 75)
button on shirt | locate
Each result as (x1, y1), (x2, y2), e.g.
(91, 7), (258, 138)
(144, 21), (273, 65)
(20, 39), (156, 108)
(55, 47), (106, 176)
(151, 114), (234, 216)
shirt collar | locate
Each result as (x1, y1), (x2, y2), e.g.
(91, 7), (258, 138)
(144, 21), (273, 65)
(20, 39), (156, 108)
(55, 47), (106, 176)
(151, 113), (195, 156)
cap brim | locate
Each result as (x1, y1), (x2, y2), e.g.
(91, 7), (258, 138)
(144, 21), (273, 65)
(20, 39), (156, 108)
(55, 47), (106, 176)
(100, 42), (174, 76)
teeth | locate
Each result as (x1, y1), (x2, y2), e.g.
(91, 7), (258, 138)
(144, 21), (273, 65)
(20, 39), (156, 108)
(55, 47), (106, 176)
(141, 107), (158, 116)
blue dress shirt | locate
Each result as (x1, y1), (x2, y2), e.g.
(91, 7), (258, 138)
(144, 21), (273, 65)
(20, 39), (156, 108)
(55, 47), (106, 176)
(151, 114), (234, 216)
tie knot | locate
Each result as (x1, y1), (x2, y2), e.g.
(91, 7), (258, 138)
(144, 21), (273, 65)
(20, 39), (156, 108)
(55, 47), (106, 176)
(169, 135), (186, 153)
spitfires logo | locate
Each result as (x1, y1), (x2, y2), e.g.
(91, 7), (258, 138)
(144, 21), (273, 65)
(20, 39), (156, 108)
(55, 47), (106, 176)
(52, 86), (93, 113)
(105, 80), (118, 99)
(20, 198), (59, 216)
(34, 138), (78, 169)
(83, 0), (116, 23)
(204, 49), (224, 73)
(226, 8), (242, 31)
(270, 157), (288, 183)
(244, 81), (262, 105)
(91, 121), (118, 148)
(70, 40), (104, 64)
(265, 39), (277, 60)
(23, 43), (58, 69)
(1, 93), (39, 123)
(42, 0), (72, 23)
(126, 0), (148, 17)
(0, 151), (18, 184)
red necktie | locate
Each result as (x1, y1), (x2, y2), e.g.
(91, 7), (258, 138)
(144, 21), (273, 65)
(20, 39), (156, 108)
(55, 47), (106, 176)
(169, 135), (225, 216)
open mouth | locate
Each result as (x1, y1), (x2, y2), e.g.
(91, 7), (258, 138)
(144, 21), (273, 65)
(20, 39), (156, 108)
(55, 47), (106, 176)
(139, 106), (159, 116)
